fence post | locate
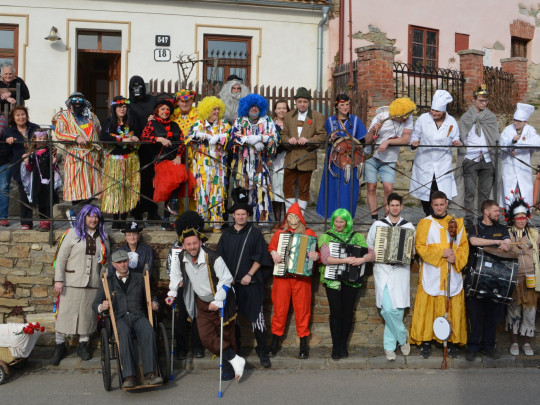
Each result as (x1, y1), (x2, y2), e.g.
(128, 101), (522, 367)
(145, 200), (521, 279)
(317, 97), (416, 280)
(501, 57), (528, 104)
(457, 49), (485, 108)
(355, 45), (396, 122)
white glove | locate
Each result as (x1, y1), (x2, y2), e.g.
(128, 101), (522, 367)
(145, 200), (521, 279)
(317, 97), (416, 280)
(245, 135), (261, 145)
(209, 134), (221, 146)
(262, 135), (270, 143)
(254, 142), (265, 151)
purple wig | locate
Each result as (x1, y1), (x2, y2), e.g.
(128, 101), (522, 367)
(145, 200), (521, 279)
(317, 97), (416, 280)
(74, 205), (108, 241)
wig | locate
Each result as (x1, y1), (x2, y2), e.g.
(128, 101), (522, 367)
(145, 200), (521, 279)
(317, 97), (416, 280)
(238, 94), (268, 118)
(388, 97), (417, 118)
(330, 208), (353, 234)
(219, 81), (251, 123)
(198, 96), (226, 121)
(175, 210), (205, 237)
(104, 95), (138, 135)
(74, 205), (107, 241)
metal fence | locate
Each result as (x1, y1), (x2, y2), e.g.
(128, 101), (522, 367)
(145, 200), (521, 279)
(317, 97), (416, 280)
(483, 66), (515, 116)
(393, 63), (466, 115)
(0, 82), (22, 117)
(147, 81), (368, 124)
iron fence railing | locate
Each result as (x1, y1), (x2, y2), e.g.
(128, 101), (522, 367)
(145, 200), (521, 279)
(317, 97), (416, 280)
(483, 66), (515, 116)
(0, 82), (22, 117)
(393, 63), (466, 115)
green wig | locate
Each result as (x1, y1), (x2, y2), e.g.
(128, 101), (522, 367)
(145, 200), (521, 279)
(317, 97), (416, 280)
(330, 208), (353, 234)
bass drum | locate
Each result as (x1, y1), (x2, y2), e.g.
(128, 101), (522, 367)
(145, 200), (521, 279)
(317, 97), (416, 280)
(467, 248), (518, 304)
(433, 316), (452, 341)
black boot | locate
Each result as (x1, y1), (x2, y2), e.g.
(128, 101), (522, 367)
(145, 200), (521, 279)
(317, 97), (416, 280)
(267, 334), (280, 358)
(299, 337), (309, 359)
(329, 318), (342, 360)
(340, 343), (349, 358)
(50, 343), (67, 366)
(77, 341), (92, 361)
(254, 328), (271, 368)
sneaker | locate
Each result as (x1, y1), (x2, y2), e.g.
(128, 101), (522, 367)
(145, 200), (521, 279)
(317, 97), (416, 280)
(66, 209), (76, 227)
(523, 343), (534, 356)
(385, 350), (397, 361)
(122, 376), (137, 389)
(143, 372), (163, 385)
(448, 345), (459, 359)
(0, 220), (8, 227)
(166, 199), (179, 216)
(465, 350), (478, 361)
(420, 342), (431, 359)
(400, 330), (410, 356)
(509, 343), (519, 356)
(480, 348), (499, 359)
(193, 348), (205, 358)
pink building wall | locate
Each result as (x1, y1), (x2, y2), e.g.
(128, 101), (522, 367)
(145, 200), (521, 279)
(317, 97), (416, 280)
(328, 0), (540, 85)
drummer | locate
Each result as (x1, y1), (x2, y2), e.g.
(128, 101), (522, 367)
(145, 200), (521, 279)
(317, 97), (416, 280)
(504, 196), (539, 356)
(466, 199), (511, 361)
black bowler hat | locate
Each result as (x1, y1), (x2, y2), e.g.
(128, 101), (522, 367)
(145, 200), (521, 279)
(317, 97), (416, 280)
(121, 221), (144, 233)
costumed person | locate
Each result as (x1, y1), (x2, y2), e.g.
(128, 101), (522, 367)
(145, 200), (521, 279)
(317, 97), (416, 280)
(216, 200), (273, 368)
(409, 90), (462, 216)
(270, 100), (289, 231)
(128, 75), (160, 223)
(93, 250), (163, 388)
(219, 75), (251, 125)
(188, 96), (230, 232)
(316, 94), (367, 219)
(166, 211), (205, 360)
(364, 97), (415, 221)
(21, 128), (61, 232)
(367, 193), (415, 361)
(267, 203), (320, 359)
(280, 87), (326, 212)
(171, 89), (199, 213)
(141, 99), (195, 231)
(229, 94), (277, 223)
(465, 199), (511, 361)
(457, 84), (500, 226)
(409, 191), (468, 359)
(50, 205), (110, 366)
(99, 96), (140, 230)
(319, 208), (373, 360)
(503, 195), (539, 356)
(111, 221), (153, 275)
(0, 62), (30, 106)
(55, 92), (102, 216)
(0, 113), (10, 226)
(4, 105), (39, 229)
(166, 212), (246, 382)
(500, 103), (540, 207)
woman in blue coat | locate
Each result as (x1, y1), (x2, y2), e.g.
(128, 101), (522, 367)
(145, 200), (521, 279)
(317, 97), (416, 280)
(316, 94), (367, 219)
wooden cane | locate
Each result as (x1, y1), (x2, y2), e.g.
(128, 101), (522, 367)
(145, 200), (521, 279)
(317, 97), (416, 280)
(442, 219), (458, 370)
(143, 266), (153, 327)
(101, 272), (121, 361)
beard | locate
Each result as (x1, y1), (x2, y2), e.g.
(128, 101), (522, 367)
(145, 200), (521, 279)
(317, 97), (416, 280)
(72, 105), (84, 115)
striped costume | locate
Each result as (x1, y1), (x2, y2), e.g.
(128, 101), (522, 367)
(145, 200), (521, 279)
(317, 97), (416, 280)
(55, 111), (102, 201)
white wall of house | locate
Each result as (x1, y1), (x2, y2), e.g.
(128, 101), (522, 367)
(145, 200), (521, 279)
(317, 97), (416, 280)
(1, 0), (328, 125)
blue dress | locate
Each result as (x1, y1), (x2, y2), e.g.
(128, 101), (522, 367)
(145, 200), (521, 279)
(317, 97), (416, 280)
(316, 115), (367, 219)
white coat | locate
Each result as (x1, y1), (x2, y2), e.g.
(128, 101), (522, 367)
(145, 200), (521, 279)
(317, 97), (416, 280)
(366, 217), (415, 309)
(500, 124), (540, 207)
(409, 113), (460, 201)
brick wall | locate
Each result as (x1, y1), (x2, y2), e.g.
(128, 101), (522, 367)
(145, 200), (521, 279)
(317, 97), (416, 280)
(501, 57), (529, 104)
(457, 49), (485, 107)
(510, 20), (535, 40)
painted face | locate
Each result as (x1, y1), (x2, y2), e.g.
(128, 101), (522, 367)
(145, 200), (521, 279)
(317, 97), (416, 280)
(514, 214), (528, 230)
(158, 105), (170, 119)
(337, 101), (350, 116)
(209, 106), (220, 121)
(431, 198), (448, 217)
(182, 235), (202, 258)
(333, 216), (346, 232)
(249, 106), (260, 116)
(178, 98), (194, 114)
(231, 84), (242, 93)
(296, 98), (309, 113)
(274, 102), (288, 119)
(70, 97), (85, 115)
(85, 214), (99, 231)
(287, 213), (300, 229)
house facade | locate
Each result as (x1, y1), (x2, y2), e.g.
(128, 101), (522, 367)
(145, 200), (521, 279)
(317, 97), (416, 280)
(0, 0), (331, 124)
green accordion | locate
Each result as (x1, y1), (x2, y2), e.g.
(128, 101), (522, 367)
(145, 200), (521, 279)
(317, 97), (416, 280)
(273, 233), (318, 277)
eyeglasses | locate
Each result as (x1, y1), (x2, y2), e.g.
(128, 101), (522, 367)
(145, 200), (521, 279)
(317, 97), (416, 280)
(71, 98), (84, 103)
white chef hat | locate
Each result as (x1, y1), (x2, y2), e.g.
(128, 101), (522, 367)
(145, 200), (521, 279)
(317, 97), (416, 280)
(513, 103), (535, 122)
(431, 90), (453, 112)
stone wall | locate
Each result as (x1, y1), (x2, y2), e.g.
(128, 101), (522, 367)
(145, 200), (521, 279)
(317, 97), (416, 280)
(1, 227), (537, 350)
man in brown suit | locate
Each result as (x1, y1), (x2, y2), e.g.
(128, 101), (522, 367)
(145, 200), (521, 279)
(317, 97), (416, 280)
(280, 87), (326, 212)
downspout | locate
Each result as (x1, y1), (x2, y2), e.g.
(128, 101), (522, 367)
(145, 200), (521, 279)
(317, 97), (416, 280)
(317, 5), (331, 93)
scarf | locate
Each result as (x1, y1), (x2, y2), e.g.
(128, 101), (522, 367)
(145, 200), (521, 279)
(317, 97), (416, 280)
(457, 105), (499, 158)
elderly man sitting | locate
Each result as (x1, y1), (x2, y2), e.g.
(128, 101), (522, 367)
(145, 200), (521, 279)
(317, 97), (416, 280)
(92, 250), (162, 388)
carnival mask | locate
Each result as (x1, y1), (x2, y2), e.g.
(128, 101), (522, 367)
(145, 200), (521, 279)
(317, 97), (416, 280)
(132, 83), (144, 98)
(71, 98), (84, 115)
(287, 213), (300, 230)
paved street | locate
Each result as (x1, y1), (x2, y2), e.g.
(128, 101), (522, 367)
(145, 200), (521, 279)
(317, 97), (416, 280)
(2, 368), (539, 405)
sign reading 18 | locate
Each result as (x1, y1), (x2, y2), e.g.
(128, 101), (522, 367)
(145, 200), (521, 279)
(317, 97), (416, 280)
(154, 49), (171, 62)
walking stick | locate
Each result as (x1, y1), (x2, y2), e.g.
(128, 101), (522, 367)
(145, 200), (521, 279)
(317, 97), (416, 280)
(441, 219), (457, 370)
(170, 301), (175, 381)
(219, 285), (230, 399)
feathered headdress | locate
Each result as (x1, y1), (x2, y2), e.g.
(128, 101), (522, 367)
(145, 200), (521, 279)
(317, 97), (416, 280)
(502, 189), (531, 224)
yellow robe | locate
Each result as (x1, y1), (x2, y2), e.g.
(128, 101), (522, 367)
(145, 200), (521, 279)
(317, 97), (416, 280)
(173, 107), (198, 212)
(410, 215), (469, 345)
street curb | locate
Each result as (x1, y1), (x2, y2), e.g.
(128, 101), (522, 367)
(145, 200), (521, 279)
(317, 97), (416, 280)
(34, 354), (540, 371)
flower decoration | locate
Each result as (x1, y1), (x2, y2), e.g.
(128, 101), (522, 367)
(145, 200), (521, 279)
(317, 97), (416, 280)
(307, 120), (313, 125)
(15, 322), (45, 335)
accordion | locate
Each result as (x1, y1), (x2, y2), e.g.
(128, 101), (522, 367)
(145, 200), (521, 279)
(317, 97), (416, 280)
(325, 242), (368, 283)
(273, 233), (318, 277)
(374, 226), (414, 265)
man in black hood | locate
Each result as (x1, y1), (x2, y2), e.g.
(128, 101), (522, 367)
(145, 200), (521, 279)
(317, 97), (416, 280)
(128, 75), (161, 222)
